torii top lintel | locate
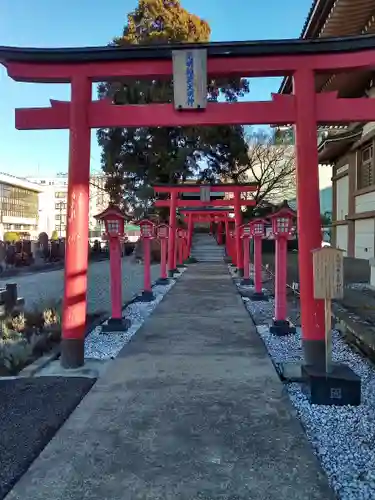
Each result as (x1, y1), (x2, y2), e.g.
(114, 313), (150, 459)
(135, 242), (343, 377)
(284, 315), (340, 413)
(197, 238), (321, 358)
(179, 207), (234, 213)
(2, 34), (375, 83)
(152, 183), (257, 194)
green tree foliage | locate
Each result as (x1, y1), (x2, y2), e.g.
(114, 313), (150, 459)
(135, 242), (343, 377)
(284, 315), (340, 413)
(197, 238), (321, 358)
(321, 212), (332, 226)
(3, 232), (20, 243)
(97, 0), (249, 215)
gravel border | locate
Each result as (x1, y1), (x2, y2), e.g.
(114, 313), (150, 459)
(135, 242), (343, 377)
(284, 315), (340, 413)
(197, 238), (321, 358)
(230, 264), (375, 500)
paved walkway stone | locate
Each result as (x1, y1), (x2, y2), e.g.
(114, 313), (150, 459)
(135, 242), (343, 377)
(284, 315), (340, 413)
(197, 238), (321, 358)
(5, 263), (334, 500)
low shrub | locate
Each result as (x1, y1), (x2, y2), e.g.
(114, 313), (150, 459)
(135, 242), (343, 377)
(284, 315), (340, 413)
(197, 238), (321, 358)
(0, 300), (62, 375)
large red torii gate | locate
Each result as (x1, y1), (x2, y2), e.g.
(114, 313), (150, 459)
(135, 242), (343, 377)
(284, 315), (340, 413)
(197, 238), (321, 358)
(2, 34), (375, 368)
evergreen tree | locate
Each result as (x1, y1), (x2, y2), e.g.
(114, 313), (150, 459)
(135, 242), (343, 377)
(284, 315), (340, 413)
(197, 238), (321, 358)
(97, 0), (249, 214)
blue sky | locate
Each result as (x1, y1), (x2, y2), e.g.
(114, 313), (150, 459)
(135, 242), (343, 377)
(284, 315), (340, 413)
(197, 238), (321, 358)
(0, 0), (313, 177)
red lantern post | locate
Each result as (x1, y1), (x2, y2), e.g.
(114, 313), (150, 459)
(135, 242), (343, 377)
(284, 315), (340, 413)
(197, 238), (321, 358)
(177, 228), (186, 268)
(249, 218), (268, 301)
(156, 223), (170, 285)
(240, 223), (253, 286)
(137, 220), (155, 302)
(269, 203), (297, 335)
(224, 219), (231, 263)
(94, 205), (129, 332)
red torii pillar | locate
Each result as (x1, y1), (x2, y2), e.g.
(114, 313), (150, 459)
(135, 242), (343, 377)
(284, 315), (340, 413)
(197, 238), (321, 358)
(217, 220), (224, 245)
(62, 76), (91, 368)
(294, 69), (326, 367)
(234, 192), (244, 277)
(168, 191), (178, 277)
(187, 213), (194, 257)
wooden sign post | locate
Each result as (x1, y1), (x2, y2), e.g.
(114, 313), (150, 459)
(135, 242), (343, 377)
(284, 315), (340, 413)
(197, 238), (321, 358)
(312, 247), (344, 373)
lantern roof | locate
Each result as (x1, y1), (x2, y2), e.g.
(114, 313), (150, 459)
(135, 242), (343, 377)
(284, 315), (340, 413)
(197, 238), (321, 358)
(269, 200), (296, 219)
(250, 217), (266, 225)
(94, 204), (126, 222)
(139, 218), (154, 224)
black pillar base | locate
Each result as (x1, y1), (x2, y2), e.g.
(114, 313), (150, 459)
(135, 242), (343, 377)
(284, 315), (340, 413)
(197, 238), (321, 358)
(177, 264), (187, 269)
(101, 317), (130, 333)
(301, 363), (361, 406)
(156, 277), (170, 285)
(185, 257), (197, 264)
(270, 319), (296, 336)
(168, 269), (179, 278)
(134, 290), (155, 303)
(250, 291), (268, 302)
(302, 339), (326, 369)
(236, 268), (244, 278)
(60, 338), (84, 369)
(240, 277), (254, 286)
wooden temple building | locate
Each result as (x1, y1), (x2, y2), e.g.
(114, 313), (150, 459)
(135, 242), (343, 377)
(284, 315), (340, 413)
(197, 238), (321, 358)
(280, 0), (375, 259)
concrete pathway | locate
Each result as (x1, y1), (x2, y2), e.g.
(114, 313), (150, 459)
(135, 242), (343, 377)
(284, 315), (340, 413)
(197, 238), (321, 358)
(5, 263), (334, 500)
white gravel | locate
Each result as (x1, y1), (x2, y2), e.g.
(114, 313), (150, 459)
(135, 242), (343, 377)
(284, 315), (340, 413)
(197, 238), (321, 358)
(84, 269), (186, 360)
(235, 272), (375, 500)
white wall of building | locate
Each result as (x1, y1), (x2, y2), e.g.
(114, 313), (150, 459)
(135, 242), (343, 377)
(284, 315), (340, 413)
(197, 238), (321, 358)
(336, 175), (349, 221)
(0, 173), (42, 240)
(28, 174), (109, 238)
(354, 219), (375, 259)
(336, 225), (348, 255)
(355, 192), (375, 214)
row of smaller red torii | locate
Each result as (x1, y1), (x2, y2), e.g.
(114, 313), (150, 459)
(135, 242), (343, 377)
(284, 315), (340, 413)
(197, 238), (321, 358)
(96, 184), (296, 337)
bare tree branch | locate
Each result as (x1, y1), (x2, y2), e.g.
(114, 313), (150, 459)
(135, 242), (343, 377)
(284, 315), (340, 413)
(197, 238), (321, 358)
(223, 131), (295, 208)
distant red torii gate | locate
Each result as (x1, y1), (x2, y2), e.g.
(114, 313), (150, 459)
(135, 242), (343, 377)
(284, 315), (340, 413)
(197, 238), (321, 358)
(179, 208), (234, 248)
(153, 184), (255, 277)
(2, 35), (375, 368)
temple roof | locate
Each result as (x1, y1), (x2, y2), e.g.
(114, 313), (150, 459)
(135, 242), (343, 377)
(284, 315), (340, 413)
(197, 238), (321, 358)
(2, 35), (375, 64)
(317, 124), (363, 163)
(279, 0), (375, 96)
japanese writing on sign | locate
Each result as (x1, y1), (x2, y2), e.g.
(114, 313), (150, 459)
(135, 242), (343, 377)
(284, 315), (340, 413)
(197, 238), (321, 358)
(312, 247), (344, 300)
